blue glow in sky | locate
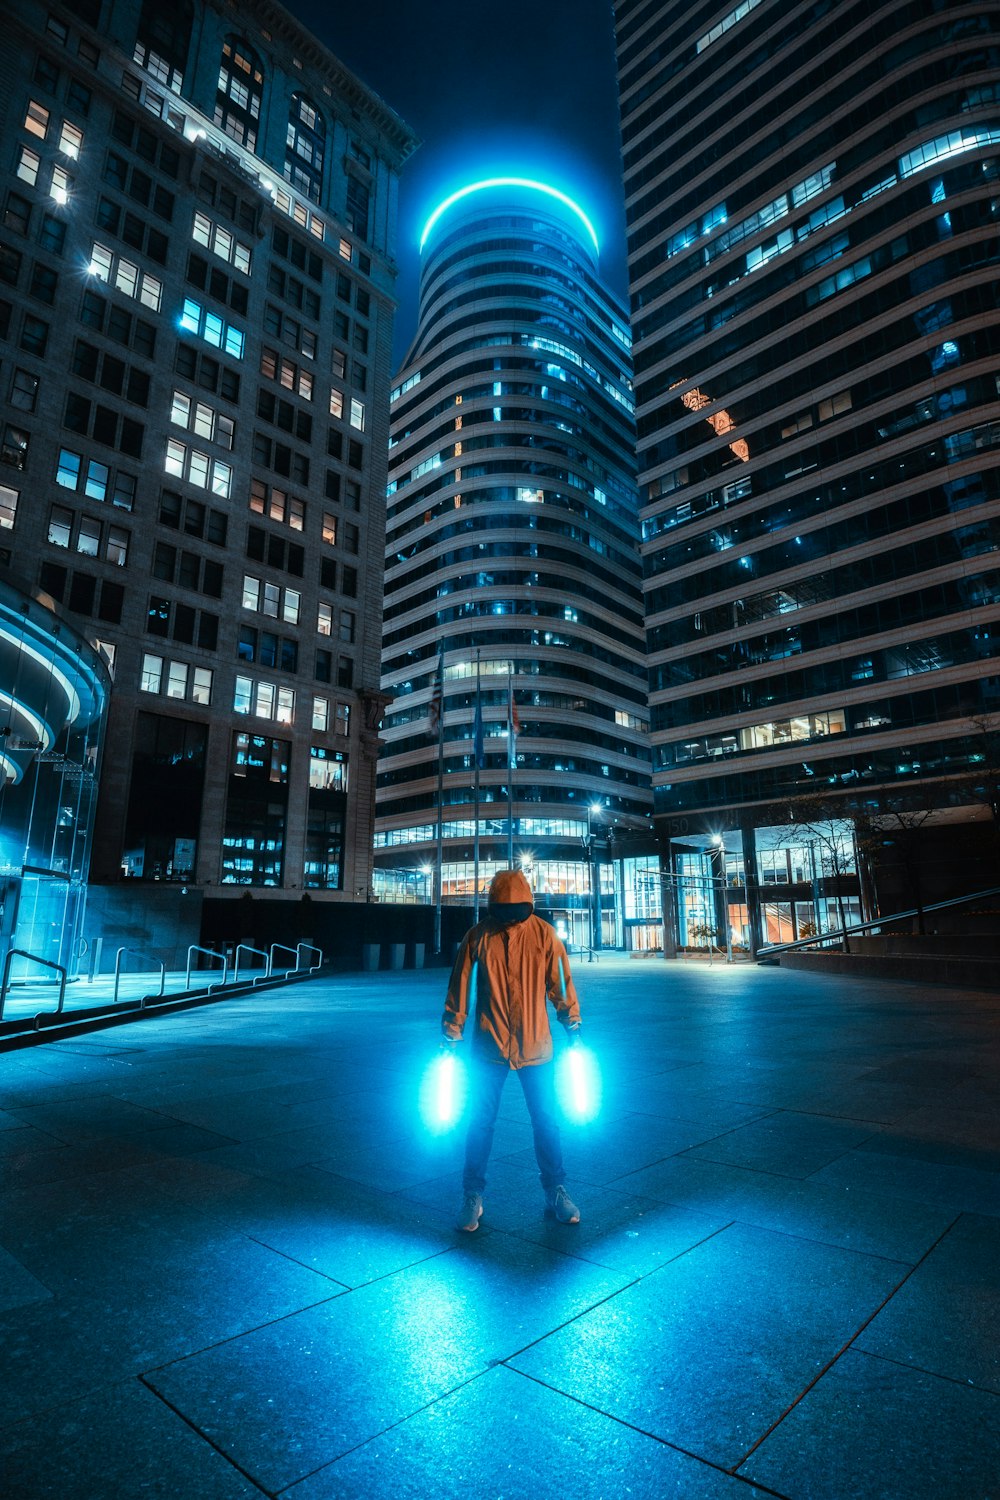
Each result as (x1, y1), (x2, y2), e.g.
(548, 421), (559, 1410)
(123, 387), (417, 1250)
(285, 0), (626, 364)
(420, 177), (600, 254)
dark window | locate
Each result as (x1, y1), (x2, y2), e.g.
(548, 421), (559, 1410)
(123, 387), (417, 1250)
(38, 214), (66, 255)
(4, 194), (32, 236)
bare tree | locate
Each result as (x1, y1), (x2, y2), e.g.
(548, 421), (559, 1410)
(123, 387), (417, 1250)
(773, 794), (859, 951)
(962, 714), (1000, 839)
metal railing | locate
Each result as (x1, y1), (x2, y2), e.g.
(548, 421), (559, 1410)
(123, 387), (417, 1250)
(269, 942), (299, 975)
(757, 883), (1000, 959)
(296, 942), (323, 973)
(0, 949), (67, 1025)
(234, 943), (270, 985)
(113, 946), (166, 1007)
(186, 944), (228, 992)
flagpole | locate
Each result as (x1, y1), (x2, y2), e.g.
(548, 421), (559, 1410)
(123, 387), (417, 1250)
(473, 649), (482, 922)
(433, 643), (445, 955)
(507, 667), (515, 869)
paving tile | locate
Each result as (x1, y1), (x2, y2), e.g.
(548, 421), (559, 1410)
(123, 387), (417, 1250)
(500, 1108), (719, 1186)
(145, 1238), (629, 1493)
(740, 1349), (1000, 1499)
(0, 1124), (65, 1158)
(0, 1232), (341, 1426)
(0, 1244), (52, 1314)
(856, 1212), (1000, 1391)
(810, 1146), (1000, 1216)
(0, 1376), (260, 1499)
(614, 1149), (964, 1262)
(284, 1364), (756, 1500)
(679, 1111), (878, 1178)
(510, 1221), (908, 1469)
(496, 1184), (730, 1277)
(186, 1163), (460, 1287)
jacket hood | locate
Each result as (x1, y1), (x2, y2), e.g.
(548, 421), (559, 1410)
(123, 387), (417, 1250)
(487, 869), (534, 907)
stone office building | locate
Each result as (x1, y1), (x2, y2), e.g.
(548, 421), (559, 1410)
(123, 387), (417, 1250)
(0, 0), (417, 951)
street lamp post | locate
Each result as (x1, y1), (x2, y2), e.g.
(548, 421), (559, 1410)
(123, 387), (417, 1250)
(711, 835), (733, 964)
(584, 802), (603, 960)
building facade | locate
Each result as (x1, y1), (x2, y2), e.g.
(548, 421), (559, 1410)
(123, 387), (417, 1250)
(0, 575), (109, 976)
(376, 180), (655, 950)
(0, 0), (417, 921)
(616, 0), (1000, 946)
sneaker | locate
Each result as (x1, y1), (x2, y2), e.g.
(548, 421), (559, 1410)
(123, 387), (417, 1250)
(456, 1192), (483, 1232)
(546, 1185), (580, 1224)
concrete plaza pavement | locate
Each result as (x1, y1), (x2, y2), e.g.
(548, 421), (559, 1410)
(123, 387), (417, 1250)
(1, 955), (998, 1498)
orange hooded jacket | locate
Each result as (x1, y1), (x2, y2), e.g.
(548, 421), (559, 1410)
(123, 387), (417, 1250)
(442, 869), (581, 1067)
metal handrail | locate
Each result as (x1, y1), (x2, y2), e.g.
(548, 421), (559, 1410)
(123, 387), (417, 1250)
(758, 883), (1000, 959)
(269, 942), (298, 975)
(113, 946), (166, 1007)
(234, 943), (270, 985)
(186, 944), (228, 992)
(0, 948), (67, 1024)
(296, 942), (323, 973)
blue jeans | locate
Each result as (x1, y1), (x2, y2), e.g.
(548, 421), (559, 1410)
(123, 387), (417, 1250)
(463, 1057), (566, 1195)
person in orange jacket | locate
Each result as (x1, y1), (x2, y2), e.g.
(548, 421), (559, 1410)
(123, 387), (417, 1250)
(442, 868), (582, 1232)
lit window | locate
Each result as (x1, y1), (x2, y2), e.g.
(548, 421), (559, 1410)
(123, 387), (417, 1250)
(322, 512), (336, 545)
(106, 525), (129, 566)
(349, 398), (365, 431)
(140, 653), (163, 692)
(242, 575), (260, 610)
(0, 483), (19, 529)
(234, 674), (253, 713)
(17, 147), (40, 186)
(166, 661), (188, 699)
(47, 504), (73, 548)
(317, 601), (333, 636)
(283, 588), (300, 624)
(312, 695), (329, 731)
(191, 667), (213, 704)
(330, 389), (344, 420)
(263, 582), (280, 617)
(76, 514), (101, 556)
(56, 449), (81, 489)
(25, 100), (49, 139)
(50, 165), (71, 204)
(58, 121), (83, 158)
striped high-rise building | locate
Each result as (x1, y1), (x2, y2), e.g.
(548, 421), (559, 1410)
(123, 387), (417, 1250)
(616, 0), (1000, 945)
(376, 180), (657, 950)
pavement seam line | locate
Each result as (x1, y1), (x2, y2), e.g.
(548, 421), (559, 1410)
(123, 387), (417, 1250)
(727, 1210), (964, 1475)
(502, 1365), (795, 1500)
(136, 1373), (277, 1497)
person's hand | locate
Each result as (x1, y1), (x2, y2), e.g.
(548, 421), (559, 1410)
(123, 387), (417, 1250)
(440, 1035), (459, 1051)
(568, 1026), (583, 1048)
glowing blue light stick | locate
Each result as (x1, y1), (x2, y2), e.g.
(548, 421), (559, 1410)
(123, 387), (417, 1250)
(557, 1041), (601, 1124)
(419, 1048), (467, 1133)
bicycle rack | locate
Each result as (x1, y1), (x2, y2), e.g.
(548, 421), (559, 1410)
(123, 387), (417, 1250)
(296, 942), (323, 973)
(0, 948), (67, 1026)
(234, 943), (271, 985)
(113, 946), (166, 1007)
(186, 944), (228, 992)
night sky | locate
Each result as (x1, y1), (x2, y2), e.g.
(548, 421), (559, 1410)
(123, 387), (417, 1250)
(284, 0), (628, 365)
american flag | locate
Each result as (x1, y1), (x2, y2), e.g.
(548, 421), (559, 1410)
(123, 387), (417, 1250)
(428, 642), (445, 739)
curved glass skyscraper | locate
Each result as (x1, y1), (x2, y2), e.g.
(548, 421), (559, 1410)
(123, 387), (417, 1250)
(376, 180), (653, 947)
(617, 0), (1000, 943)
